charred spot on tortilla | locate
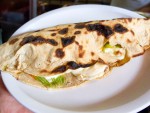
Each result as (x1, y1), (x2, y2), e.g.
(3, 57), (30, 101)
(68, 62), (94, 69)
(78, 44), (85, 58)
(74, 24), (85, 29)
(144, 18), (149, 20)
(84, 31), (88, 34)
(52, 65), (67, 73)
(49, 29), (59, 31)
(126, 39), (132, 43)
(14, 60), (19, 69)
(127, 18), (132, 22)
(114, 51), (122, 55)
(130, 30), (135, 36)
(98, 58), (106, 64)
(114, 24), (128, 33)
(47, 39), (58, 46)
(9, 38), (19, 45)
(52, 61), (96, 73)
(55, 48), (65, 58)
(79, 51), (85, 58)
(80, 63), (95, 68)
(20, 35), (42, 45)
(67, 61), (80, 69)
(86, 23), (98, 31)
(74, 31), (81, 35)
(91, 52), (95, 56)
(58, 28), (68, 35)
(51, 33), (56, 36)
(20, 35), (58, 46)
(75, 41), (79, 45)
(86, 23), (114, 38)
(79, 45), (83, 50)
(61, 36), (75, 47)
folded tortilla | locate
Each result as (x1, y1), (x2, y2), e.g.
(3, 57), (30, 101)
(0, 18), (150, 89)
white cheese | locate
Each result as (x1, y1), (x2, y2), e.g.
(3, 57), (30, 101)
(44, 63), (108, 81)
(80, 63), (108, 80)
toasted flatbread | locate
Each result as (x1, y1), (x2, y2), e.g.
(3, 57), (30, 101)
(0, 18), (149, 89)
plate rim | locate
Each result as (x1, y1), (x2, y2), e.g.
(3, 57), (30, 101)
(1, 4), (150, 113)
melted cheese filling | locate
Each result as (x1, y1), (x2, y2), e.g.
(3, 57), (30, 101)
(44, 63), (108, 81)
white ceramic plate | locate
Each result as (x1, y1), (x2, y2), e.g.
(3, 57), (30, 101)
(1, 5), (150, 113)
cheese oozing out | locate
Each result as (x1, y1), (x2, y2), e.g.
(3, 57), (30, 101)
(44, 63), (109, 81)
